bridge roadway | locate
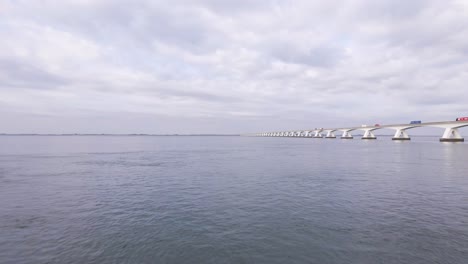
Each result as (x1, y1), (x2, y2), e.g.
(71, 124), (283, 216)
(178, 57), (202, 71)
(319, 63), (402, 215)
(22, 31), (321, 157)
(252, 120), (468, 142)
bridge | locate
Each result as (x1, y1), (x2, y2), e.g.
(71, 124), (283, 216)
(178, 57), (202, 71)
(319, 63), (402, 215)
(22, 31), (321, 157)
(250, 121), (468, 142)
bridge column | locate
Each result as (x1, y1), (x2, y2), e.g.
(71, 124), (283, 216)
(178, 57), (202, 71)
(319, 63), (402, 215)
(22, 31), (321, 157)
(392, 129), (411, 140)
(362, 129), (377, 140)
(440, 128), (464, 142)
(325, 130), (336, 138)
(313, 130), (323, 138)
(340, 130), (353, 139)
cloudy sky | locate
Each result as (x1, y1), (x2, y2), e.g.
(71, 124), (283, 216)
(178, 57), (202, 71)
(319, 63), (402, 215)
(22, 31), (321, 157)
(1, 0), (468, 134)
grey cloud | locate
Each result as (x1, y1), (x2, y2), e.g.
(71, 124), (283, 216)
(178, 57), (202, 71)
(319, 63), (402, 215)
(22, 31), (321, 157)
(154, 87), (241, 103)
(0, 59), (68, 90)
(412, 95), (459, 106)
(186, 0), (272, 14)
(356, 0), (433, 20)
(29, 1), (224, 54)
(271, 44), (346, 67)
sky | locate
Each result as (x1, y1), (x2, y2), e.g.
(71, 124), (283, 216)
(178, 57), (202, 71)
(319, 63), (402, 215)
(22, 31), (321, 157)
(1, 0), (468, 134)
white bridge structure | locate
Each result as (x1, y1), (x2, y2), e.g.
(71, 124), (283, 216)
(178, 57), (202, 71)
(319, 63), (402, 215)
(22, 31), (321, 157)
(251, 121), (468, 142)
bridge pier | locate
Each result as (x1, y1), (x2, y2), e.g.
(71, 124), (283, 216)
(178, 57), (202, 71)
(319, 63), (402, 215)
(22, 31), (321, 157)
(392, 129), (411, 140)
(325, 130), (336, 138)
(313, 130), (323, 138)
(440, 128), (464, 142)
(362, 129), (377, 140)
(340, 130), (353, 139)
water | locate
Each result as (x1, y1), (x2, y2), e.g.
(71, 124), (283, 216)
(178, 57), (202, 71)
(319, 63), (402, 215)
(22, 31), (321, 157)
(1, 135), (468, 264)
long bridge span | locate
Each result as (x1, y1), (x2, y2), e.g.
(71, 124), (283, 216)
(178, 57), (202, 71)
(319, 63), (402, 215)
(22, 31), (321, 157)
(249, 120), (468, 142)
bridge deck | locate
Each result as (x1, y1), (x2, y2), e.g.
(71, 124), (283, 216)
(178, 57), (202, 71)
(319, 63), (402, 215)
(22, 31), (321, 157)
(310, 121), (468, 132)
(260, 120), (468, 134)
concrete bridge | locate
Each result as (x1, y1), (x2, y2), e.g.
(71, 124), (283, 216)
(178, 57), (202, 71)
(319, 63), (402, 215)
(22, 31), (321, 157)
(251, 120), (468, 142)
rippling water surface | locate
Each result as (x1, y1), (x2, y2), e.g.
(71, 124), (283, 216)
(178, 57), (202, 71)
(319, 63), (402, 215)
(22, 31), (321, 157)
(1, 135), (468, 264)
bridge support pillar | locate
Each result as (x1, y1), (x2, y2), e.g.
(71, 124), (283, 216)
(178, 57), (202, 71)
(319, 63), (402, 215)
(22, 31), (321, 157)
(362, 130), (376, 140)
(392, 129), (411, 140)
(325, 131), (336, 138)
(340, 131), (353, 139)
(440, 128), (464, 142)
(313, 131), (323, 138)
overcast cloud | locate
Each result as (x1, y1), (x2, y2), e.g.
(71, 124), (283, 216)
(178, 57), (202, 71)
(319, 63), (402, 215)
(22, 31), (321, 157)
(1, 0), (468, 134)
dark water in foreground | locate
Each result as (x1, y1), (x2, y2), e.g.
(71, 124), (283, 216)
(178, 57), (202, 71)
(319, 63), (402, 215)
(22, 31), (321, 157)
(1, 136), (468, 264)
